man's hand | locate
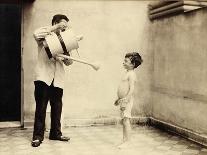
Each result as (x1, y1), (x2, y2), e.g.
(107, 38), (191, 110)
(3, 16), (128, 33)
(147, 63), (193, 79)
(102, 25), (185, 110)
(62, 58), (73, 66)
(54, 56), (64, 61)
(54, 55), (73, 66)
(57, 21), (68, 31)
(55, 54), (73, 66)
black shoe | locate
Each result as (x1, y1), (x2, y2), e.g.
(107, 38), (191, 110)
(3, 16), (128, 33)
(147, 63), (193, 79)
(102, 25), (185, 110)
(31, 139), (42, 147)
(49, 135), (70, 141)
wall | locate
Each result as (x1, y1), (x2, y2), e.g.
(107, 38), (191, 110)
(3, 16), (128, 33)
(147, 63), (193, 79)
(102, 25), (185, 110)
(23, 0), (153, 122)
(23, 1), (207, 134)
(151, 9), (207, 134)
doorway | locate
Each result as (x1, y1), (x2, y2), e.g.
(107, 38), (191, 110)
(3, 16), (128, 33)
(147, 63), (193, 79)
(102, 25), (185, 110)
(0, 4), (21, 122)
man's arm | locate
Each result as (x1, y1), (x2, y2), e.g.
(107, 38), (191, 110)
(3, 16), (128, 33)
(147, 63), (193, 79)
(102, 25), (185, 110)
(33, 22), (67, 42)
(33, 27), (49, 42)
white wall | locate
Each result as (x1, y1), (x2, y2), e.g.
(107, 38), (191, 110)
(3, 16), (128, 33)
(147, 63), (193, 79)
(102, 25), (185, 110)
(23, 0), (152, 121)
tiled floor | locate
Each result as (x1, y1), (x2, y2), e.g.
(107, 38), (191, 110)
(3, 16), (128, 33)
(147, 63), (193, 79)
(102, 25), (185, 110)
(0, 125), (206, 155)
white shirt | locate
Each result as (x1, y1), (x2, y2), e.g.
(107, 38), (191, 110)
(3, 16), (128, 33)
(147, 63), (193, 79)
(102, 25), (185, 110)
(33, 26), (66, 89)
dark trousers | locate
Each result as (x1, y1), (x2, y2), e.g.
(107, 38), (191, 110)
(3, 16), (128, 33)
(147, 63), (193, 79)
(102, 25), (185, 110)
(32, 80), (63, 141)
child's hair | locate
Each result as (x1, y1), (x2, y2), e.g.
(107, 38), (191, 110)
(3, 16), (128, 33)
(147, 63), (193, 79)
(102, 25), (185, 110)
(52, 14), (69, 25)
(125, 52), (143, 68)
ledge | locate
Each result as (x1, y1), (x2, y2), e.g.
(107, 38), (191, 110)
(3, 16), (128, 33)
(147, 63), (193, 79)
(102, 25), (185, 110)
(150, 117), (207, 147)
(24, 116), (149, 128)
(148, 0), (207, 20)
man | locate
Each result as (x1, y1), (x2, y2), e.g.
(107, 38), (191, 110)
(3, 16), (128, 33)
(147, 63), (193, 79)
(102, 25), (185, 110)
(31, 14), (72, 147)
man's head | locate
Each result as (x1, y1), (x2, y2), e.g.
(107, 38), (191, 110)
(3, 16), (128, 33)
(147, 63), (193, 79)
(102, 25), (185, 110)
(52, 14), (69, 25)
(124, 52), (143, 69)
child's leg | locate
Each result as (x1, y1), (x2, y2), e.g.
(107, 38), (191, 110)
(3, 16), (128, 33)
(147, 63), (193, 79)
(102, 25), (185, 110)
(117, 117), (131, 148)
(123, 117), (131, 142)
(122, 118), (126, 142)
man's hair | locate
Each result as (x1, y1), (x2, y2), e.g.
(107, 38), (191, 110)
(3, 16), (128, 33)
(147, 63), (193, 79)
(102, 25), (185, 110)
(125, 52), (143, 68)
(52, 14), (69, 25)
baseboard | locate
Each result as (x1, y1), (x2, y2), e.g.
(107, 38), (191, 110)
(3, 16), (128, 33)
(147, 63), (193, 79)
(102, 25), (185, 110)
(24, 120), (34, 128)
(149, 117), (207, 147)
(131, 116), (150, 125)
(64, 116), (149, 127)
(23, 116), (149, 128)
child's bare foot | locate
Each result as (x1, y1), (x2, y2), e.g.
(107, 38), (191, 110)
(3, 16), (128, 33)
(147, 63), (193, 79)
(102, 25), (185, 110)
(117, 141), (130, 149)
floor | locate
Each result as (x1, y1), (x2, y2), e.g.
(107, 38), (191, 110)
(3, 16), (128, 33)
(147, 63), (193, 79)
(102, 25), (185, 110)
(0, 125), (206, 155)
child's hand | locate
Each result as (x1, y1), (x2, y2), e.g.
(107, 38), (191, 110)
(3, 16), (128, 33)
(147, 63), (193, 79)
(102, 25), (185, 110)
(119, 97), (129, 103)
(114, 100), (118, 106)
(114, 99), (119, 106)
(119, 98), (128, 111)
(120, 106), (126, 111)
(124, 96), (130, 103)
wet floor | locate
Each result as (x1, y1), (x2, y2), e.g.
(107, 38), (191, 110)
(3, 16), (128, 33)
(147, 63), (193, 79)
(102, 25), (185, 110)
(0, 125), (206, 155)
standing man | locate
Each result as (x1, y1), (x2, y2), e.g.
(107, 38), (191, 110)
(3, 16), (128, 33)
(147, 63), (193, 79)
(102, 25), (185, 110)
(31, 14), (72, 147)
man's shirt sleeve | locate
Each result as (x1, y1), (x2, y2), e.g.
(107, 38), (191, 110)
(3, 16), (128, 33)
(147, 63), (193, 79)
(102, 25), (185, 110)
(33, 26), (51, 42)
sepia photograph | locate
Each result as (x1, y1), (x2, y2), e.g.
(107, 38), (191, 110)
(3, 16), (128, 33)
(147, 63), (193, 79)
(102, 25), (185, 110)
(0, 0), (207, 154)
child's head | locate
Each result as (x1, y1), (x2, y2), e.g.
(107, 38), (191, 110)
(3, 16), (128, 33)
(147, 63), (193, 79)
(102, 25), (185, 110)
(123, 52), (143, 70)
(52, 14), (69, 26)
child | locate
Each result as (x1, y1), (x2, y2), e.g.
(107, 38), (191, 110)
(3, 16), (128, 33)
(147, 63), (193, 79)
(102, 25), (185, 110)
(114, 52), (143, 148)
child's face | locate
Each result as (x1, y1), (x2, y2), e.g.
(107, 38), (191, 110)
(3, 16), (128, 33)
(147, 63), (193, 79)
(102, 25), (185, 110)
(123, 57), (134, 70)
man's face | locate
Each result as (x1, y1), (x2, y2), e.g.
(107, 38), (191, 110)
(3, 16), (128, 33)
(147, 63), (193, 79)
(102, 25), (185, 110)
(54, 19), (68, 24)
(58, 19), (68, 25)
